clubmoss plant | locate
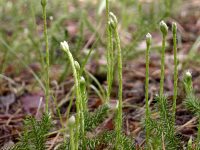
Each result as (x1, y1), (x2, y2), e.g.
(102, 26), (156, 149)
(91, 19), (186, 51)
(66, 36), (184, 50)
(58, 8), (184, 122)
(61, 41), (82, 150)
(12, 113), (52, 150)
(159, 21), (179, 149)
(183, 71), (200, 147)
(55, 103), (110, 149)
(41, 0), (50, 113)
(61, 43), (88, 149)
(147, 21), (179, 149)
(68, 115), (76, 150)
(159, 20), (168, 96)
(84, 104), (109, 131)
(85, 130), (135, 150)
(109, 12), (123, 149)
(145, 33), (152, 146)
(156, 21), (169, 148)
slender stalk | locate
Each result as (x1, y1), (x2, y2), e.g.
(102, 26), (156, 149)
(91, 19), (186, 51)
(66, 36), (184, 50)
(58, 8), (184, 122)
(41, 0), (50, 113)
(115, 28), (123, 150)
(160, 37), (166, 96)
(145, 33), (152, 146)
(80, 76), (87, 112)
(172, 22), (178, 125)
(68, 115), (76, 150)
(106, 0), (114, 103)
(66, 87), (75, 123)
(159, 21), (168, 96)
(107, 23), (114, 103)
(77, 74), (86, 149)
(69, 127), (75, 150)
(106, 0), (109, 25)
(61, 41), (81, 150)
(109, 12), (123, 149)
(158, 21), (168, 148)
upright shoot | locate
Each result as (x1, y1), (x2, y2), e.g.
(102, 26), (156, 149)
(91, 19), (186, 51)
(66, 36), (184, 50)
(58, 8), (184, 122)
(183, 71), (200, 146)
(41, 0), (50, 113)
(61, 41), (81, 150)
(68, 115), (76, 150)
(109, 12), (123, 149)
(106, 0), (114, 103)
(172, 22), (178, 125)
(159, 21), (168, 96)
(145, 33), (152, 146)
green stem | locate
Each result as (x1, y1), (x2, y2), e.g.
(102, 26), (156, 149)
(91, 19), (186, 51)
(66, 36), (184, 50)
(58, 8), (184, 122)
(73, 73), (81, 150)
(70, 127), (75, 150)
(114, 27), (123, 150)
(159, 35), (166, 96)
(106, 0), (114, 103)
(172, 23), (178, 126)
(66, 87), (75, 123)
(107, 25), (114, 103)
(106, 0), (109, 23)
(80, 77), (87, 112)
(41, 1), (50, 113)
(76, 74), (85, 149)
(145, 33), (151, 146)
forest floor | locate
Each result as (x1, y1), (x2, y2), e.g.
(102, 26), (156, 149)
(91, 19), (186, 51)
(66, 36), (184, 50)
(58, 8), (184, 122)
(0, 0), (200, 149)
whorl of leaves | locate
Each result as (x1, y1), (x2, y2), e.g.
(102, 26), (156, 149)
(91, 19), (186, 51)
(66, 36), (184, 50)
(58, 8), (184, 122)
(86, 131), (135, 150)
(152, 95), (178, 149)
(183, 71), (200, 149)
(84, 104), (109, 131)
(147, 118), (179, 150)
(184, 94), (200, 115)
(182, 70), (200, 115)
(56, 131), (134, 150)
(12, 113), (52, 150)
